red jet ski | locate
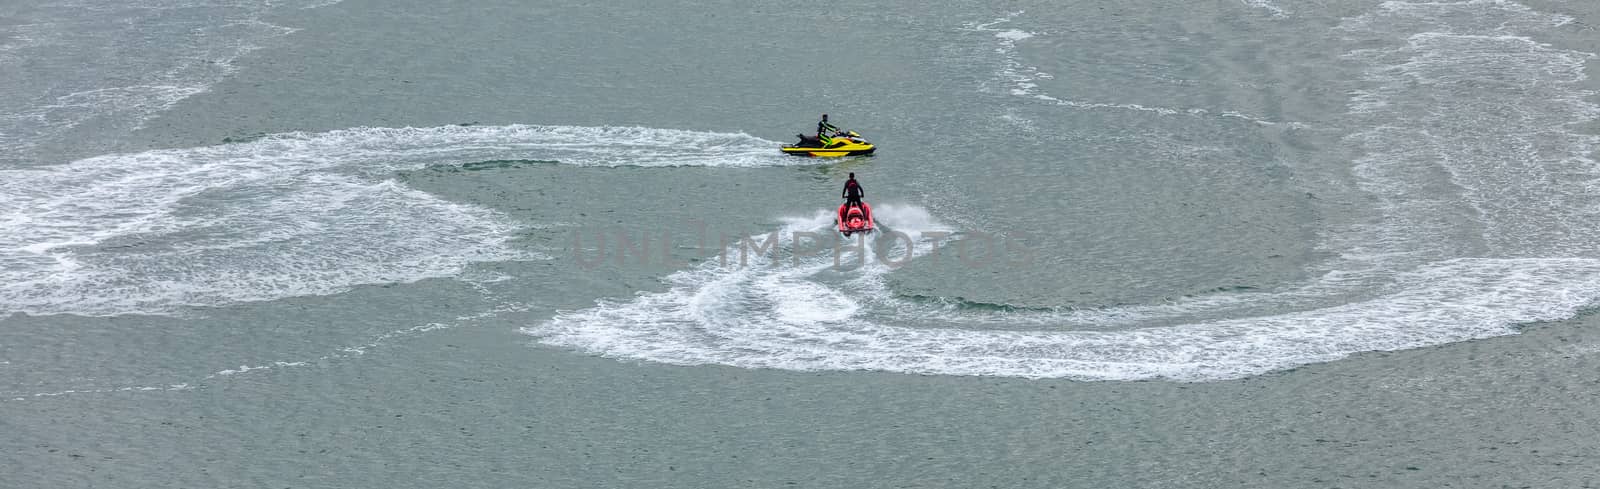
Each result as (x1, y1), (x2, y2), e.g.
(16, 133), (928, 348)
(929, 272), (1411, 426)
(836, 201), (875, 237)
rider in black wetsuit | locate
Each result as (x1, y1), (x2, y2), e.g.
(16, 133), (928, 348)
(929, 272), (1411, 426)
(842, 172), (864, 208)
(818, 114), (840, 145)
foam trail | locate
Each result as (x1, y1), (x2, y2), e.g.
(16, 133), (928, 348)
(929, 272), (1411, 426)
(1338, 1), (1600, 260)
(530, 208), (1577, 381)
(0, 0), (337, 164)
(0, 124), (784, 317)
(529, 207), (1600, 380)
(960, 13), (1281, 126)
(197, 299), (532, 380)
(2, 302), (531, 402)
(8, 384), (195, 402)
(1241, 0), (1289, 17)
(3, 279), (527, 402)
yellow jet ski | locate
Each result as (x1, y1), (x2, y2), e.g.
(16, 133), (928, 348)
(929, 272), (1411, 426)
(781, 130), (876, 157)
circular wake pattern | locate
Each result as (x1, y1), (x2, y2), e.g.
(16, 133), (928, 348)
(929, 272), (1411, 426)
(527, 207), (1600, 381)
(0, 124), (792, 317)
(527, 1), (1600, 381)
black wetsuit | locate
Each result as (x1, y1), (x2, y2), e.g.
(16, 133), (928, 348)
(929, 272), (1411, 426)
(818, 119), (839, 140)
(842, 179), (864, 207)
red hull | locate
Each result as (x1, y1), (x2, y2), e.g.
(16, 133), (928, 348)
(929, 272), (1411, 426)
(836, 202), (875, 236)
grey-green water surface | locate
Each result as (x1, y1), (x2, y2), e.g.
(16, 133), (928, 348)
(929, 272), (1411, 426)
(4, 0), (1600, 486)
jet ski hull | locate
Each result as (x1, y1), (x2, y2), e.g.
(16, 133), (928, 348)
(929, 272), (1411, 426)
(837, 202), (875, 236)
(782, 131), (876, 157)
(781, 146), (876, 157)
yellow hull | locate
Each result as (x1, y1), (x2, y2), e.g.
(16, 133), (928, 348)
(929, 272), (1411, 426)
(779, 141), (876, 157)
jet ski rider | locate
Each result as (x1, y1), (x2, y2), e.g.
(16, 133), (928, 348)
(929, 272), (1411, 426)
(842, 172), (864, 208)
(818, 114), (840, 145)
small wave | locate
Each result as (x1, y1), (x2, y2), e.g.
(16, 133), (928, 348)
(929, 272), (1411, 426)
(423, 159), (559, 173)
(894, 294), (1062, 313)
